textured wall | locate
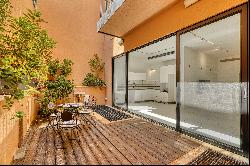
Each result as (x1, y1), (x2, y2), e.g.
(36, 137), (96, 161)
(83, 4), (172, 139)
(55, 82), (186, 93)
(123, 0), (247, 51)
(0, 1), (38, 164)
(38, 0), (105, 84)
(0, 97), (39, 164)
(37, 0), (113, 104)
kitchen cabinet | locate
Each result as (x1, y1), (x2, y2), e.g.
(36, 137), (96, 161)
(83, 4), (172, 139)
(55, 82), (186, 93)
(128, 72), (146, 81)
(160, 65), (176, 83)
(128, 89), (170, 103)
(134, 90), (142, 102)
(128, 90), (135, 103)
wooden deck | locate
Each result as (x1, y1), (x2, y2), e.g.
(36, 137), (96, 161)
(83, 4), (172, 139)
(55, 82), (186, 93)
(12, 113), (247, 165)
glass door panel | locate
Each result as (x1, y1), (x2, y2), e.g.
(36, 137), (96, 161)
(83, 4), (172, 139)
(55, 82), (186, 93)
(179, 13), (241, 147)
(113, 55), (127, 109)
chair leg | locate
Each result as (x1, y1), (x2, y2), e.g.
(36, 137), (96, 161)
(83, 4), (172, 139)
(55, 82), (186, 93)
(75, 128), (80, 142)
(58, 128), (65, 143)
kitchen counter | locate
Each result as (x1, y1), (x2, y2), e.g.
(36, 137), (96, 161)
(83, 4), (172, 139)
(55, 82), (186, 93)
(128, 84), (160, 90)
(128, 87), (160, 90)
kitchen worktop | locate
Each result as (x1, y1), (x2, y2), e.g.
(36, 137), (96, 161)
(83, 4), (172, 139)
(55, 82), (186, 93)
(128, 84), (160, 90)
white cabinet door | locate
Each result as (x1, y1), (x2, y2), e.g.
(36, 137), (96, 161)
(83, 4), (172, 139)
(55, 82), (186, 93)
(141, 90), (148, 101)
(160, 65), (176, 83)
(160, 66), (169, 83)
(128, 90), (135, 103)
(134, 90), (143, 102)
(128, 72), (146, 81)
(146, 89), (152, 100)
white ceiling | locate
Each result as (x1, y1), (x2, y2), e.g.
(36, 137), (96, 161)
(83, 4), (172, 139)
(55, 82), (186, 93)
(181, 13), (240, 57)
(128, 13), (241, 72)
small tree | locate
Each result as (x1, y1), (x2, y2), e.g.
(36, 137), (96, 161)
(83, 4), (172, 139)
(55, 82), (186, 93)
(0, 0), (56, 118)
(39, 59), (74, 116)
(82, 54), (106, 87)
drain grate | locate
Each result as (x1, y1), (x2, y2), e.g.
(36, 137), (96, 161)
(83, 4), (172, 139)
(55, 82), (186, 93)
(188, 149), (248, 165)
(92, 105), (132, 122)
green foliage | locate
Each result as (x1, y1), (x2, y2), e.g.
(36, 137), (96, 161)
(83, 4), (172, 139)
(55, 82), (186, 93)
(82, 54), (106, 87)
(40, 59), (74, 116)
(15, 111), (25, 119)
(88, 54), (104, 77)
(0, 0), (11, 32)
(45, 75), (74, 100)
(48, 59), (60, 76)
(61, 59), (73, 76)
(47, 59), (73, 77)
(82, 73), (106, 87)
(0, 0), (56, 113)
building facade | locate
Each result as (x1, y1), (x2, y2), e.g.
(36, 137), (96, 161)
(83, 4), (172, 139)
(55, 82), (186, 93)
(98, 0), (249, 155)
(1, 0), (113, 163)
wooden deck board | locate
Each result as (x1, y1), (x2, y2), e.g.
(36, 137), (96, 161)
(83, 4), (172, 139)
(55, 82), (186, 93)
(12, 113), (246, 165)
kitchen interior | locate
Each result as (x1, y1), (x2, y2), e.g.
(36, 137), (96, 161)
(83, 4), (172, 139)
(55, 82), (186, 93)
(128, 36), (177, 127)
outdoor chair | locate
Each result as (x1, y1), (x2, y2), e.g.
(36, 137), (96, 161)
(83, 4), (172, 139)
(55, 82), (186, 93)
(83, 94), (90, 109)
(57, 110), (81, 141)
(46, 112), (58, 131)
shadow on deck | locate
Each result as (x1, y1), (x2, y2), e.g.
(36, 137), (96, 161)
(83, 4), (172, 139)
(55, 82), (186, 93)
(12, 113), (248, 165)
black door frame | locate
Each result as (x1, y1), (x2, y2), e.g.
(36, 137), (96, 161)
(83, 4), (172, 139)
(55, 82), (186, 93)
(176, 3), (248, 155)
(111, 2), (248, 156)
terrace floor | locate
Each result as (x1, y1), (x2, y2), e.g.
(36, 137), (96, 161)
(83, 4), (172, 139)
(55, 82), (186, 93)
(12, 111), (248, 165)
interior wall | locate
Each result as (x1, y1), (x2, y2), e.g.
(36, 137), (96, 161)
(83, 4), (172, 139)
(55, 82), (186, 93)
(184, 47), (218, 82)
(146, 63), (160, 83)
(123, 0), (247, 51)
(183, 47), (240, 83)
(217, 55), (240, 82)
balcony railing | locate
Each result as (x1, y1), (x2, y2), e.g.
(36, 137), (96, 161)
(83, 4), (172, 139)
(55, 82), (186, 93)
(97, 0), (125, 32)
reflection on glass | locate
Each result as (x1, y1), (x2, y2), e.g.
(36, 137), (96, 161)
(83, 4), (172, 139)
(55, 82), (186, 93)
(127, 36), (177, 127)
(180, 14), (241, 147)
(113, 56), (127, 108)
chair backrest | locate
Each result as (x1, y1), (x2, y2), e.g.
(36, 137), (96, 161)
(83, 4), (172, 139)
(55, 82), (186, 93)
(92, 96), (97, 106)
(84, 94), (90, 103)
(61, 110), (73, 121)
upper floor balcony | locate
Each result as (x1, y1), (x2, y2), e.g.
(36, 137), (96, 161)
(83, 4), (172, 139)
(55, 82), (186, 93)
(97, 0), (179, 37)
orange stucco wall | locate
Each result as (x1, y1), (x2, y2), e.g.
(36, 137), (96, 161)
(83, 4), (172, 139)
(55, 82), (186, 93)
(123, 0), (248, 51)
(38, 0), (113, 104)
(7, 0), (114, 104)
(0, 97), (39, 164)
(0, 1), (39, 164)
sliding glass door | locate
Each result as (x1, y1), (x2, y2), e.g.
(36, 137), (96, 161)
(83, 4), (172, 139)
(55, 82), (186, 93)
(179, 13), (243, 147)
(112, 3), (248, 153)
(112, 54), (127, 109)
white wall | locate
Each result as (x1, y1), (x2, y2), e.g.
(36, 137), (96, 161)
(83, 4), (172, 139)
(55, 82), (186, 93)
(217, 55), (240, 82)
(181, 47), (241, 113)
(183, 47), (240, 83)
(183, 47), (218, 82)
